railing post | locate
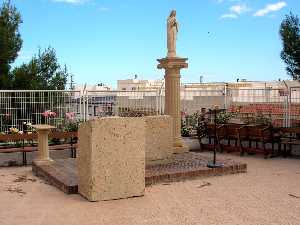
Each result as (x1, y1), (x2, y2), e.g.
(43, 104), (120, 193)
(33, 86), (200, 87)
(85, 91), (89, 121)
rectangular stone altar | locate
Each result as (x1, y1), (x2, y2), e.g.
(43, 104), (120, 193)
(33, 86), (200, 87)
(77, 117), (145, 201)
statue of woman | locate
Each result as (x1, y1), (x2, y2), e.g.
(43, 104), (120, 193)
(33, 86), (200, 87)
(167, 10), (179, 57)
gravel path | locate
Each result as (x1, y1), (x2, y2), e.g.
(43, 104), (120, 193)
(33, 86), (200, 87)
(0, 152), (299, 225)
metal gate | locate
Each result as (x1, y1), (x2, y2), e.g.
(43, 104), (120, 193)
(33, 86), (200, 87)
(1, 87), (299, 132)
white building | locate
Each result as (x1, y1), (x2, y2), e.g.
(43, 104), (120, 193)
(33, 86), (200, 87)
(116, 78), (300, 111)
(117, 79), (164, 91)
(117, 78), (294, 92)
(74, 83), (111, 94)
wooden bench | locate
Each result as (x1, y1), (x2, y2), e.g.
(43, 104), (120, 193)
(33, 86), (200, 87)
(237, 125), (279, 158)
(279, 127), (300, 157)
(0, 133), (37, 165)
(49, 131), (78, 158)
(216, 124), (244, 152)
(0, 131), (78, 165)
(197, 123), (223, 151)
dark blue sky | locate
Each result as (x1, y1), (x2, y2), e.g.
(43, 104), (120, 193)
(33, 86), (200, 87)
(5, 0), (300, 87)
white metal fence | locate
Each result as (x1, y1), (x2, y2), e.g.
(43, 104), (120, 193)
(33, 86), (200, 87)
(226, 88), (290, 127)
(181, 89), (227, 114)
(181, 87), (300, 127)
(83, 90), (162, 119)
(1, 87), (300, 132)
(288, 87), (300, 127)
(0, 90), (81, 132)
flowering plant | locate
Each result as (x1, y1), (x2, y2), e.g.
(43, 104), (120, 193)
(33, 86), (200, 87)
(41, 110), (57, 125)
(42, 110), (57, 118)
(65, 112), (75, 120)
(216, 111), (234, 124)
(64, 120), (81, 132)
(9, 127), (19, 134)
(64, 112), (80, 132)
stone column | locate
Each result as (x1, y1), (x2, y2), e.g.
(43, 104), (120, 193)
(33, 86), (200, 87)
(157, 57), (189, 153)
(32, 125), (55, 164)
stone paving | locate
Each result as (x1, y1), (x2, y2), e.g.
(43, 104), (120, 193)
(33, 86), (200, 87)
(32, 152), (246, 194)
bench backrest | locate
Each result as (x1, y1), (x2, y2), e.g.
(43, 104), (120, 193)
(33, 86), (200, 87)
(49, 131), (78, 139)
(206, 124), (223, 136)
(237, 125), (272, 139)
(280, 127), (300, 134)
(0, 133), (37, 142)
(224, 124), (243, 136)
(280, 127), (300, 139)
(0, 131), (78, 142)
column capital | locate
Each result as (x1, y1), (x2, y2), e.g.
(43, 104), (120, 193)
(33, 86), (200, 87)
(157, 57), (188, 70)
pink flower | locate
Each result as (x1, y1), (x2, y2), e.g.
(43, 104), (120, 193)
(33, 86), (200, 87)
(49, 111), (57, 117)
(42, 110), (56, 118)
(66, 112), (75, 120)
(42, 110), (50, 117)
(9, 127), (19, 134)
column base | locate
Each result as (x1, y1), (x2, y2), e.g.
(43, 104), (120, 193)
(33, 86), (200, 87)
(173, 145), (189, 154)
(173, 137), (189, 154)
(33, 158), (54, 166)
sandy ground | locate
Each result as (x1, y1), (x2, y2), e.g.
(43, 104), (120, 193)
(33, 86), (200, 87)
(0, 152), (299, 225)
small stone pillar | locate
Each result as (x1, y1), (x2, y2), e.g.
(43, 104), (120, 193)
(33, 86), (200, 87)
(157, 57), (189, 153)
(32, 124), (55, 164)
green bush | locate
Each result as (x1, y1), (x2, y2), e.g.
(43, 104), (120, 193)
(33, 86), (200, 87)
(216, 111), (234, 124)
(118, 107), (157, 117)
(63, 119), (82, 132)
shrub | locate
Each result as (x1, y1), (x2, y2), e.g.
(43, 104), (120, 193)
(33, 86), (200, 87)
(118, 107), (157, 117)
(181, 120), (193, 137)
(216, 111), (234, 124)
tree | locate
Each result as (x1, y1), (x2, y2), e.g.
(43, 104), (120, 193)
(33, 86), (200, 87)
(12, 47), (69, 90)
(0, 0), (22, 89)
(280, 12), (300, 80)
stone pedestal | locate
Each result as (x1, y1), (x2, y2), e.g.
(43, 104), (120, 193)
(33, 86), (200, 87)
(157, 57), (189, 153)
(32, 124), (55, 165)
(77, 117), (145, 202)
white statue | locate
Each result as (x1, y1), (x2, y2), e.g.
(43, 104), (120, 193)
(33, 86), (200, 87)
(167, 10), (179, 58)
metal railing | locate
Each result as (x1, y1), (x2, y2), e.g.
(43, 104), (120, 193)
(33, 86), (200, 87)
(0, 90), (81, 132)
(288, 87), (300, 127)
(1, 86), (300, 132)
(83, 90), (162, 119)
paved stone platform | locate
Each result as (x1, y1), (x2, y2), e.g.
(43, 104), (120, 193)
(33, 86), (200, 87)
(32, 152), (247, 194)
